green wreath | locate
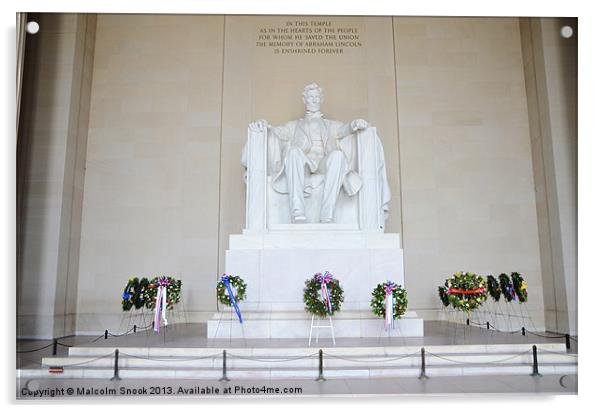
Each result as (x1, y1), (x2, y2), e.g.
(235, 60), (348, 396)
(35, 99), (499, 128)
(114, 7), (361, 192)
(444, 272), (488, 314)
(121, 277), (149, 311)
(499, 273), (514, 302)
(216, 274), (247, 306)
(303, 272), (344, 317)
(143, 276), (182, 310)
(511, 272), (528, 303)
(371, 281), (408, 319)
(438, 286), (450, 307)
(486, 275), (501, 302)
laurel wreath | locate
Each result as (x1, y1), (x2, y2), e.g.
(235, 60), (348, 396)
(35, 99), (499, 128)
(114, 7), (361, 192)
(303, 273), (344, 317)
(216, 275), (247, 307)
(438, 286), (450, 307)
(499, 273), (514, 302)
(143, 276), (182, 310)
(370, 282), (408, 319)
(121, 277), (149, 311)
(511, 272), (528, 303)
(487, 275), (501, 302)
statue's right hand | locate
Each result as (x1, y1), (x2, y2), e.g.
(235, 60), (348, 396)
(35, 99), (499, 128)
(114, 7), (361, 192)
(249, 119), (269, 132)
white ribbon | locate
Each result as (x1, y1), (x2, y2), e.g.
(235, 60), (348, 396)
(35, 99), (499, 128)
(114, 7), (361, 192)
(153, 285), (169, 332)
(385, 291), (394, 331)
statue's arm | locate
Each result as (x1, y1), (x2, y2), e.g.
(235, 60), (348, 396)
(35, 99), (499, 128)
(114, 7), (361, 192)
(267, 122), (294, 174)
(335, 119), (370, 139)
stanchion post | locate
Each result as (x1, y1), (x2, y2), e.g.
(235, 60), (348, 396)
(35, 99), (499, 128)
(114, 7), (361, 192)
(466, 318), (470, 326)
(565, 334), (570, 350)
(486, 322), (490, 330)
(418, 348), (429, 380)
(316, 349), (326, 382)
(133, 325), (137, 334)
(104, 330), (109, 339)
(52, 339), (58, 356)
(219, 350), (230, 382)
(110, 349), (121, 381)
(530, 345), (542, 377)
(521, 327), (526, 336)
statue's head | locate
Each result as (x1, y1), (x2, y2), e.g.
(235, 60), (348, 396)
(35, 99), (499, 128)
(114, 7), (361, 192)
(302, 83), (323, 112)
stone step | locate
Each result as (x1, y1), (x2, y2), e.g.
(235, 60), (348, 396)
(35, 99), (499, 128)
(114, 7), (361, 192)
(68, 342), (568, 357)
(18, 362), (578, 380)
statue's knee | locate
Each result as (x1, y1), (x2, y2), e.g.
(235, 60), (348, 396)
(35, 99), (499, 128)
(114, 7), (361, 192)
(285, 147), (305, 165)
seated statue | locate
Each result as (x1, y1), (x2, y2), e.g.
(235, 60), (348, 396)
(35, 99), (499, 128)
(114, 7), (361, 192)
(246, 83), (390, 226)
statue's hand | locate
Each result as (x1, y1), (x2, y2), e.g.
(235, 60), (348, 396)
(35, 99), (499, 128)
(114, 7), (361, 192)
(351, 119), (369, 131)
(249, 119), (269, 132)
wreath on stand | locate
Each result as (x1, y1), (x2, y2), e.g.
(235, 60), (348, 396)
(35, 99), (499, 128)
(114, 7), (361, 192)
(216, 274), (247, 307)
(511, 272), (528, 303)
(303, 272), (344, 317)
(371, 281), (408, 319)
(442, 272), (488, 314)
(499, 273), (515, 302)
(121, 277), (149, 311)
(438, 286), (451, 307)
(486, 275), (501, 302)
(143, 276), (182, 310)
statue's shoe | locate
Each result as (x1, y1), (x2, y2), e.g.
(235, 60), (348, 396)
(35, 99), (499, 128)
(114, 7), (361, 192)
(292, 215), (307, 223)
(320, 218), (333, 223)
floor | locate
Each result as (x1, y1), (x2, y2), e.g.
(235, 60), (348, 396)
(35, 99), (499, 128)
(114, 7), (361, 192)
(17, 375), (577, 398)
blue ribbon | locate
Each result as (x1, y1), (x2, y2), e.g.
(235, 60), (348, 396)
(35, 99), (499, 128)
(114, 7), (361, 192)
(222, 275), (243, 324)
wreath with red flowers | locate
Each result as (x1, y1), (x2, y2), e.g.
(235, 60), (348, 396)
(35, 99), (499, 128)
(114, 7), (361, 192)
(441, 272), (488, 314)
(143, 276), (182, 310)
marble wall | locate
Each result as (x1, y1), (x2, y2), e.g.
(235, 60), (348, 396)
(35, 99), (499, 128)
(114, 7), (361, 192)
(18, 14), (577, 337)
(76, 15), (225, 333)
(393, 17), (545, 324)
(17, 14), (97, 338)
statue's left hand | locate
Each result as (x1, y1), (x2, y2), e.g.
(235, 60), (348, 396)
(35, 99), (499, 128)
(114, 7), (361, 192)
(351, 119), (369, 131)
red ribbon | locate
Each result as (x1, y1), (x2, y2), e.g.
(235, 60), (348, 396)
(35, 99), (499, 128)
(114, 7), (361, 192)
(449, 287), (485, 294)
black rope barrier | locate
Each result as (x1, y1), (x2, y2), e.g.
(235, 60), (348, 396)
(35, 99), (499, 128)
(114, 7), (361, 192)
(537, 347), (578, 358)
(119, 351), (223, 362)
(323, 350), (421, 363)
(36, 352), (116, 369)
(229, 352), (318, 362)
(16, 343), (54, 354)
(425, 349), (532, 365)
(524, 329), (566, 339)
